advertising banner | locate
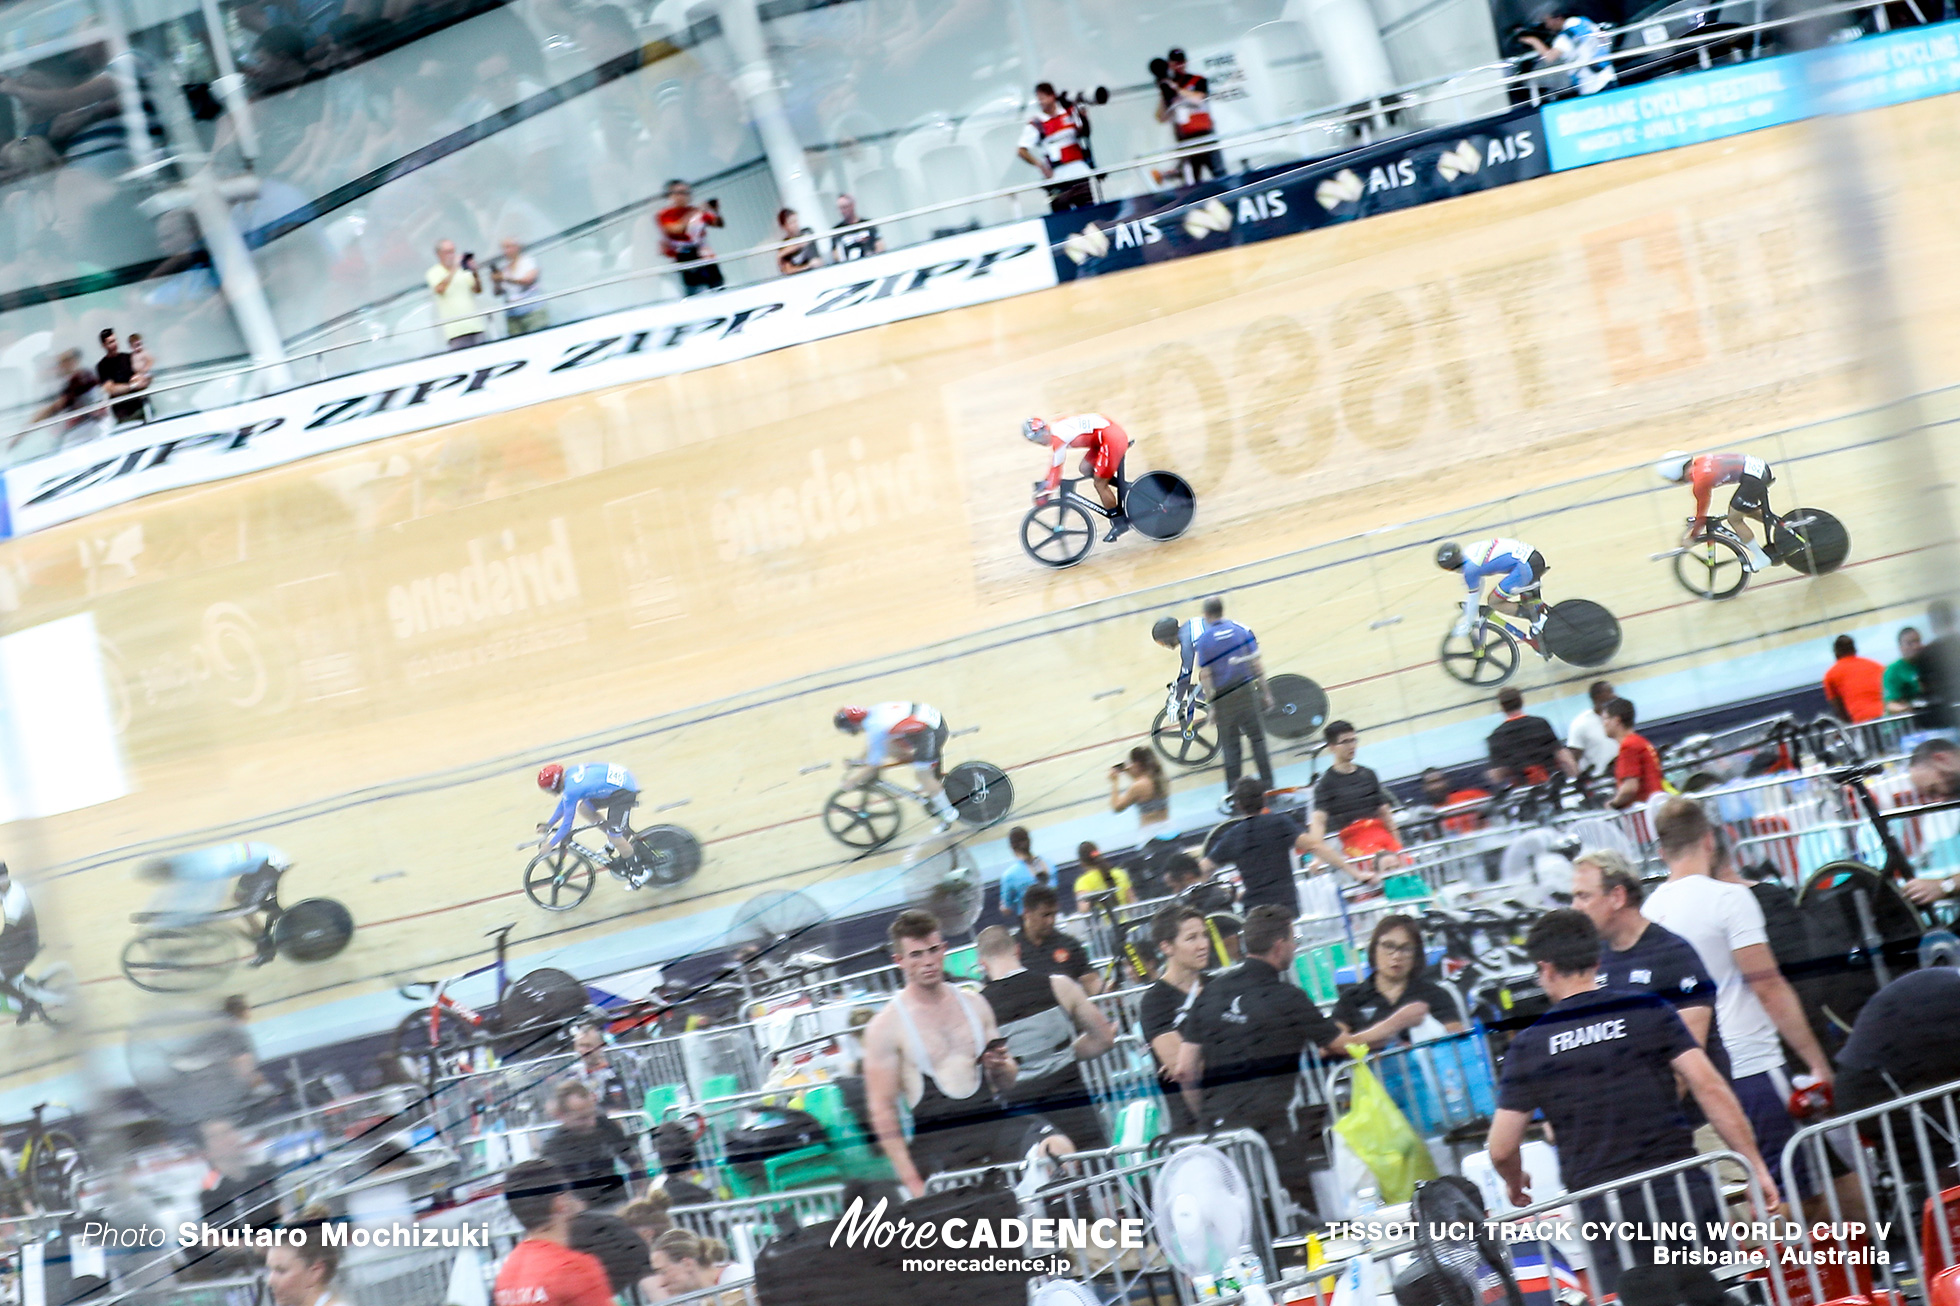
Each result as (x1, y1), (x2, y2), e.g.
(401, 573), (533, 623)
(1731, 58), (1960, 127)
(1543, 19), (1960, 170)
(1044, 108), (1547, 283)
(1, 221), (1057, 538)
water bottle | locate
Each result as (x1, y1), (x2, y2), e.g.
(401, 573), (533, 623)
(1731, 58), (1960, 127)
(1356, 1182), (1381, 1217)
(1235, 1247), (1269, 1289)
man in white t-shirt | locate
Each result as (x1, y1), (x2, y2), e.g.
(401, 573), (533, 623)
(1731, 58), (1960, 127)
(1566, 679), (1620, 779)
(494, 236), (548, 336)
(1643, 796), (1832, 1193)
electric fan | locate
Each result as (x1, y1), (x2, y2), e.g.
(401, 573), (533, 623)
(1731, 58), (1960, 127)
(1152, 1144), (1253, 1287)
(901, 839), (984, 941)
(1030, 1282), (1102, 1306)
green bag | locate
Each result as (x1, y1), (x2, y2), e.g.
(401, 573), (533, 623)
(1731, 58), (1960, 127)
(1332, 1048), (1438, 1204)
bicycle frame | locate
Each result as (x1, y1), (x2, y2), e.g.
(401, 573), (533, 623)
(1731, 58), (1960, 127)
(1034, 478), (1118, 520)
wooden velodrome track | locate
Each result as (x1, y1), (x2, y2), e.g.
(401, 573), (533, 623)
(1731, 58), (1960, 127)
(4, 94), (1960, 1091)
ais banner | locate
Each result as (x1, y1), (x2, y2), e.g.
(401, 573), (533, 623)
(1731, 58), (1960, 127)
(1044, 108), (1547, 283)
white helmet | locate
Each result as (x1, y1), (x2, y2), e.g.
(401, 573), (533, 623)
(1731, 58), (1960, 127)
(1022, 417), (1050, 445)
(1654, 451), (1692, 483)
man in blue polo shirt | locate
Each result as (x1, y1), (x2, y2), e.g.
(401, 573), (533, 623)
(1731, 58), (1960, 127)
(1193, 596), (1274, 792)
(1487, 911), (1777, 1300)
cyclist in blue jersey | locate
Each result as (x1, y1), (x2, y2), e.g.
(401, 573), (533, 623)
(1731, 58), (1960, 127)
(537, 763), (647, 884)
(1151, 614), (1207, 721)
(1437, 538), (1550, 652)
(137, 842), (290, 964)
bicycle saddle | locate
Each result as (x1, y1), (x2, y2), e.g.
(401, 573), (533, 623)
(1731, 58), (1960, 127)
(398, 981), (437, 999)
(1826, 762), (1885, 784)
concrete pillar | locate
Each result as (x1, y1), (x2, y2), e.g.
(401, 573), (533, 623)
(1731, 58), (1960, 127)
(718, 0), (829, 249)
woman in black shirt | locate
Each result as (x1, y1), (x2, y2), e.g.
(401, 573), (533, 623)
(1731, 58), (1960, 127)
(1139, 904), (1210, 1133)
(1331, 915), (1465, 1048)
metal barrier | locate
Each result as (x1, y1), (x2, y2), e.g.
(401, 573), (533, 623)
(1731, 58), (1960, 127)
(1322, 1030), (1500, 1144)
(668, 1185), (848, 1265)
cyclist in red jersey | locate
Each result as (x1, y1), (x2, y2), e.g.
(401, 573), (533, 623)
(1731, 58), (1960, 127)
(1025, 414), (1132, 541)
(1655, 450), (1775, 570)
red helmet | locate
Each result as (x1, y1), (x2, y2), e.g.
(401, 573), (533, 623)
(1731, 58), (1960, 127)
(537, 764), (565, 792)
(834, 706), (869, 732)
(1022, 417), (1050, 445)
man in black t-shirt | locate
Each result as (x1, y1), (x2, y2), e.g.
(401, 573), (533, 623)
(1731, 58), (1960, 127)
(95, 327), (149, 425)
(1837, 967), (1960, 1118)
(542, 1079), (638, 1209)
(1485, 686), (1577, 789)
(1200, 778), (1311, 915)
(1570, 851), (1727, 1076)
(977, 925), (1114, 1150)
(1305, 721), (1397, 883)
(1016, 885), (1101, 994)
(1178, 906), (1343, 1208)
(1488, 911), (1777, 1297)
(830, 193), (885, 261)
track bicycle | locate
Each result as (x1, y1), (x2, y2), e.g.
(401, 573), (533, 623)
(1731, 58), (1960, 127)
(1660, 504), (1849, 600)
(1150, 672), (1330, 769)
(1019, 472), (1197, 568)
(822, 760), (1015, 850)
(0, 1103), (84, 1217)
(1438, 597), (1621, 688)
(393, 922), (600, 1077)
(2, 961), (76, 1028)
(521, 819), (703, 912)
(120, 871), (352, 993)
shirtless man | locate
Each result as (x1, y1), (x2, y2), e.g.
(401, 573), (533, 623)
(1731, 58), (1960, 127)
(863, 909), (1019, 1196)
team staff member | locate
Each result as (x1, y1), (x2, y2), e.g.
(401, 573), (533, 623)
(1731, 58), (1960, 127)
(1566, 680), (1620, 779)
(1643, 798), (1832, 1193)
(1201, 778), (1313, 916)
(1487, 912), (1779, 1299)
(496, 1159), (616, 1306)
(1570, 850), (1725, 1069)
(1331, 915), (1463, 1048)
(1485, 686), (1578, 790)
(1656, 451), (1776, 571)
(1822, 635), (1887, 724)
(977, 925), (1116, 1151)
(1884, 627), (1924, 714)
(1194, 596), (1277, 793)
(1016, 82), (1095, 211)
(1305, 721), (1395, 882)
(1141, 905), (1210, 1132)
(1177, 905), (1346, 1210)
(1016, 885), (1103, 994)
(1602, 697), (1663, 809)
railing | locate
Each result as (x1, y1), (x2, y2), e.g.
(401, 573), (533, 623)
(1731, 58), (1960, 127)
(1, 0), (1904, 455)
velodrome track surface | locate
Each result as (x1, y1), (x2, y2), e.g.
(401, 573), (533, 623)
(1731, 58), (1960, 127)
(4, 95), (1959, 1095)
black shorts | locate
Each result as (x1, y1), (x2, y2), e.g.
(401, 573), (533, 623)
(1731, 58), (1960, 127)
(678, 260), (724, 293)
(598, 791), (638, 834)
(1728, 472), (1771, 515)
(914, 720), (949, 769)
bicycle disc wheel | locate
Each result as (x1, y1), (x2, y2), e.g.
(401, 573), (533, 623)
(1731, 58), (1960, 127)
(944, 761), (1014, 828)
(523, 847), (597, 911)
(1123, 471), (1196, 541)
(633, 825), (703, 888)
(823, 786), (902, 849)
(1673, 535), (1748, 600)
(1774, 507), (1849, 575)
(28, 1131), (82, 1212)
(1440, 622), (1519, 686)
(1020, 501), (1096, 568)
(1151, 706), (1219, 767)
(120, 926), (236, 993)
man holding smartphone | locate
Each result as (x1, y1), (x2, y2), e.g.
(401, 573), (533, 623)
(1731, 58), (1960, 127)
(657, 180), (726, 297)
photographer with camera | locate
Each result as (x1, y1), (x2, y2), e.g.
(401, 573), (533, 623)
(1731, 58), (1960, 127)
(426, 238), (487, 350)
(1153, 49), (1226, 184)
(656, 179), (727, 297)
(1517, 2), (1616, 95)
(1016, 81), (1106, 212)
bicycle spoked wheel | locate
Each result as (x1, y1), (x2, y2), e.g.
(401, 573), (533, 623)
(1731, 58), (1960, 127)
(1151, 706), (1219, 766)
(120, 926), (238, 993)
(523, 846), (596, 911)
(823, 786), (902, 849)
(1439, 622), (1519, 686)
(1673, 534), (1748, 599)
(393, 1006), (484, 1077)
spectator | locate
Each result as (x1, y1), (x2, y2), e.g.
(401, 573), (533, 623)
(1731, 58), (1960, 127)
(1643, 797), (1833, 1196)
(95, 327), (149, 425)
(496, 1158), (614, 1306)
(1822, 634), (1886, 723)
(1884, 626), (1924, 714)
(999, 827), (1051, 924)
(567, 1024), (629, 1111)
(265, 1221), (345, 1306)
(1193, 596), (1275, 792)
(1602, 697), (1663, 809)
(1485, 685), (1579, 790)
(1177, 905), (1343, 1210)
(656, 179), (725, 297)
(830, 193), (884, 261)
(1569, 849), (1724, 1065)
(1902, 740), (1960, 906)
(614, 1193), (673, 1246)
(540, 1080), (636, 1210)
(978, 924), (1115, 1151)
(1140, 903), (1210, 1133)
(646, 1123), (717, 1208)
(1162, 852), (1204, 897)
(650, 1229), (749, 1298)
(425, 239), (486, 350)
(493, 236), (548, 336)
(128, 331), (155, 379)
(1071, 841), (1135, 907)
(191, 1120), (283, 1277)
(862, 909), (1019, 1195)
(1017, 884), (1102, 994)
(1208, 911), (1243, 963)
(1109, 746), (1171, 834)
(1154, 48), (1225, 183)
(1836, 967), (1960, 1119)
(569, 1209), (654, 1301)
(30, 349), (102, 445)
(775, 208), (820, 276)
(1486, 911), (1775, 1301)
(1306, 720), (1398, 882)
(1332, 915), (1464, 1048)
(1566, 679), (1621, 779)
(1519, 3), (1616, 95)
(1016, 82), (1095, 212)
(1201, 777), (1312, 916)
(1420, 767), (1489, 835)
